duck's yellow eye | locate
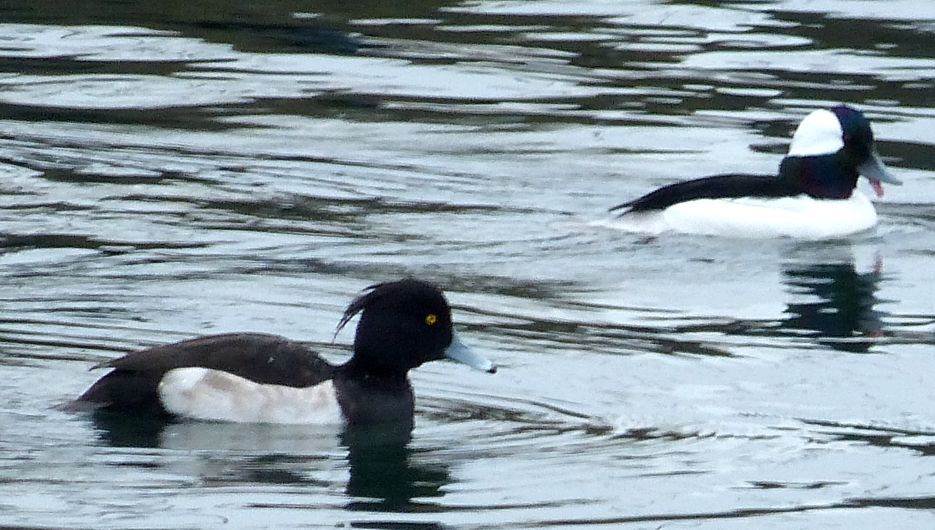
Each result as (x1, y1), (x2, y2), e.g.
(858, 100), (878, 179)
(425, 313), (438, 326)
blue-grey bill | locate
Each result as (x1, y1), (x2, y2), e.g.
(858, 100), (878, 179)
(858, 152), (902, 185)
(445, 333), (496, 373)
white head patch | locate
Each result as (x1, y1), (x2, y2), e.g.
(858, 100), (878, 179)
(158, 367), (344, 425)
(787, 109), (844, 157)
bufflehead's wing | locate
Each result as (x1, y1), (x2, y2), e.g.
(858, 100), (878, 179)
(74, 333), (334, 412)
(611, 174), (795, 214)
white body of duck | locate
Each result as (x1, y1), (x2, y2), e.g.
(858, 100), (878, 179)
(620, 191), (877, 239)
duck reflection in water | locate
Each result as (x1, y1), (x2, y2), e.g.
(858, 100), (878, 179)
(89, 413), (450, 514)
(341, 423), (450, 513)
(781, 248), (886, 352)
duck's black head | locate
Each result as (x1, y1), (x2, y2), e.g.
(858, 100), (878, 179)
(336, 279), (495, 377)
(833, 105), (874, 161)
(780, 105), (901, 199)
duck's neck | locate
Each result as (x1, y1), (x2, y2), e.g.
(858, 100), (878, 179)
(779, 154), (859, 199)
(339, 358), (411, 387)
(334, 360), (415, 426)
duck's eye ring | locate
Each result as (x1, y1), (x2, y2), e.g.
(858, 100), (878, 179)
(425, 313), (438, 326)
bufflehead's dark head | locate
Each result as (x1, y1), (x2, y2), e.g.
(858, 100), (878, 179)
(786, 105), (901, 197)
(336, 279), (496, 375)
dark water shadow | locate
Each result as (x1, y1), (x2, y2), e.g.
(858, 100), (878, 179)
(780, 245), (886, 353)
(88, 411), (452, 521)
(802, 418), (935, 457)
(342, 423), (450, 517)
(90, 409), (169, 448)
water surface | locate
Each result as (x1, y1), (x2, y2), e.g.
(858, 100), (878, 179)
(1, 1), (934, 528)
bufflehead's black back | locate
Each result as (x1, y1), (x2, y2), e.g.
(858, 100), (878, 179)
(610, 105), (902, 238)
(71, 279), (496, 426)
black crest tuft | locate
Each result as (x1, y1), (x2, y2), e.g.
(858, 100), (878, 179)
(334, 282), (386, 339)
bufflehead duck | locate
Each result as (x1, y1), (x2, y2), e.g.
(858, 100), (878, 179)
(71, 279), (496, 426)
(609, 105), (902, 238)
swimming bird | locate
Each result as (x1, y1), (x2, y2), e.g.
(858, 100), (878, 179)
(70, 279), (496, 426)
(609, 105), (902, 238)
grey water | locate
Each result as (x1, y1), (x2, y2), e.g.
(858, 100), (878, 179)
(1, 1), (934, 528)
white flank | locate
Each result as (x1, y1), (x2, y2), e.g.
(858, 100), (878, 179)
(158, 367), (345, 425)
(610, 192), (877, 239)
(787, 109), (844, 157)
